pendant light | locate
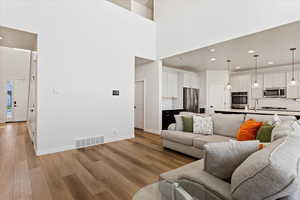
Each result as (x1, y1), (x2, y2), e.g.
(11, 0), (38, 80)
(253, 55), (259, 88)
(290, 48), (297, 85)
(226, 60), (232, 90)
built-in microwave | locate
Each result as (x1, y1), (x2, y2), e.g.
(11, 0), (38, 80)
(231, 92), (248, 109)
(263, 88), (286, 98)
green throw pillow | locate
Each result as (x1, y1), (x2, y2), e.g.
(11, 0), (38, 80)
(182, 116), (193, 132)
(256, 124), (275, 143)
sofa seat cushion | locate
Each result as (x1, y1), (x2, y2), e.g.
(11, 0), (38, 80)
(160, 160), (232, 200)
(212, 114), (245, 138)
(193, 135), (233, 149)
(231, 136), (300, 200)
(161, 130), (198, 146)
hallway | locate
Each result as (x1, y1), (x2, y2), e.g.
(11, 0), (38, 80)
(0, 123), (195, 200)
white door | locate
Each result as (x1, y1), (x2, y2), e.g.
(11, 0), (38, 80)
(10, 79), (29, 122)
(135, 81), (144, 129)
(27, 51), (38, 144)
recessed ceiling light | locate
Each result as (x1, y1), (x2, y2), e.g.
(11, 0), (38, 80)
(268, 61), (274, 65)
(210, 48), (215, 52)
(0, 36), (3, 40)
(210, 58), (216, 62)
(235, 66), (241, 69)
(248, 50), (255, 54)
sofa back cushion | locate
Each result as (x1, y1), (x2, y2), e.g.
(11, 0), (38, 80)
(245, 114), (297, 125)
(212, 114), (245, 138)
(231, 136), (300, 200)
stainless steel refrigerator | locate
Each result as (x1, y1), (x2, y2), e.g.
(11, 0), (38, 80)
(183, 87), (199, 113)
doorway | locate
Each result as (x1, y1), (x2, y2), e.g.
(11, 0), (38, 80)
(6, 79), (30, 122)
(134, 81), (145, 129)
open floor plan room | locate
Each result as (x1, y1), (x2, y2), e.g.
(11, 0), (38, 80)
(1, 0), (300, 199)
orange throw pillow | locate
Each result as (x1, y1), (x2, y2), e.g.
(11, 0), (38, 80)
(236, 119), (263, 141)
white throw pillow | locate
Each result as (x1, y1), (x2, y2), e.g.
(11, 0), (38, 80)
(174, 115), (184, 131)
(193, 115), (213, 135)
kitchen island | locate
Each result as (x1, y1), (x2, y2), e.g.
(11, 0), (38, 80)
(215, 108), (300, 120)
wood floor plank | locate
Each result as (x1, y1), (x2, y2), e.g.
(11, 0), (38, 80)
(0, 123), (196, 200)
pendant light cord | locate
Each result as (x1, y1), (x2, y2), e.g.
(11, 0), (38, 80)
(292, 49), (295, 80)
(254, 55), (259, 82)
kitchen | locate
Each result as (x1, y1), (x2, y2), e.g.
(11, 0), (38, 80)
(161, 21), (300, 129)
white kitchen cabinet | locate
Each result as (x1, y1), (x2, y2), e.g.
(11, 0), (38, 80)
(183, 72), (199, 89)
(167, 72), (178, 98)
(162, 71), (178, 98)
(231, 74), (251, 92)
(251, 74), (264, 99)
(264, 72), (286, 88)
(287, 71), (300, 99)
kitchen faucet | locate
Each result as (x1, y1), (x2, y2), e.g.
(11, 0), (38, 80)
(254, 98), (259, 111)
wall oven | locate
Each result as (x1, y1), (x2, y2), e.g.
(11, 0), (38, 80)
(263, 88), (286, 98)
(231, 92), (248, 109)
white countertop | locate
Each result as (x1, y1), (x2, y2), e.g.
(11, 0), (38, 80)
(215, 108), (300, 116)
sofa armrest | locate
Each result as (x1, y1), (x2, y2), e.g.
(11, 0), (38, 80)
(168, 123), (176, 131)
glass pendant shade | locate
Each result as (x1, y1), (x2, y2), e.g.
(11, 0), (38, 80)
(226, 60), (232, 90)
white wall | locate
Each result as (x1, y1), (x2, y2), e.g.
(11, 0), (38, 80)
(1, 0), (156, 155)
(135, 61), (162, 134)
(0, 47), (31, 123)
(155, 0), (300, 58)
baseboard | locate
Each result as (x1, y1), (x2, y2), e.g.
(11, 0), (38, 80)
(144, 128), (161, 135)
(36, 135), (134, 156)
(37, 145), (75, 156)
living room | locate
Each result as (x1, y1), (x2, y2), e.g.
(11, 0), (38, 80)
(1, 0), (300, 200)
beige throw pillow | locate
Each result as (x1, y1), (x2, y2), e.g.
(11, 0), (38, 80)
(203, 140), (259, 181)
(193, 115), (213, 135)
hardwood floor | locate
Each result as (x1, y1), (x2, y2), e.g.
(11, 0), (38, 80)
(0, 123), (196, 200)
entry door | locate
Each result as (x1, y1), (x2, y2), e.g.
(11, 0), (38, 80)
(11, 79), (29, 122)
(134, 81), (144, 129)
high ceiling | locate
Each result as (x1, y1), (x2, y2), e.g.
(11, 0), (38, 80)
(134, 0), (153, 9)
(0, 26), (37, 51)
(135, 56), (153, 66)
(163, 21), (300, 72)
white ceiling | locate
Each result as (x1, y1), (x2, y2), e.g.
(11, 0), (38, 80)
(135, 56), (153, 66)
(0, 26), (37, 51)
(163, 21), (300, 72)
(134, 0), (153, 9)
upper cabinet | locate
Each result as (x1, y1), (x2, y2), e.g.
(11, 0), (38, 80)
(264, 72), (286, 88)
(287, 71), (300, 99)
(162, 71), (178, 98)
(183, 73), (199, 89)
(230, 74), (251, 92)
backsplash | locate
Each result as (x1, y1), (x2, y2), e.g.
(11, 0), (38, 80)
(251, 98), (300, 111)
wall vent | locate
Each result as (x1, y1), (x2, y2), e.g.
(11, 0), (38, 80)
(75, 136), (104, 149)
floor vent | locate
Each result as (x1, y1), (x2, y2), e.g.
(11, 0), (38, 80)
(75, 136), (104, 149)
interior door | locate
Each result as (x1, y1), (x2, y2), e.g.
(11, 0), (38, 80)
(11, 79), (29, 122)
(27, 51), (37, 143)
(134, 81), (144, 129)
